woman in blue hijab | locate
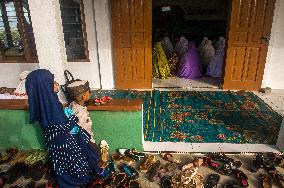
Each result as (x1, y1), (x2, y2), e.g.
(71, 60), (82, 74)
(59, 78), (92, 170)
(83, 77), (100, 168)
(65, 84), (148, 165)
(26, 69), (100, 188)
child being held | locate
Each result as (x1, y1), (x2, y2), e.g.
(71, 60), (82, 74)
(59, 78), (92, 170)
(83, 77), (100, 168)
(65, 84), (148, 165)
(62, 70), (109, 164)
(63, 78), (96, 143)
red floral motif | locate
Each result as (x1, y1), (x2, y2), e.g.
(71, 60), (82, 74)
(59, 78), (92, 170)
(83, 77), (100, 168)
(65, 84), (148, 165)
(171, 131), (187, 141)
(188, 120), (195, 124)
(240, 100), (259, 110)
(217, 134), (226, 139)
(184, 112), (191, 116)
(195, 135), (203, 141)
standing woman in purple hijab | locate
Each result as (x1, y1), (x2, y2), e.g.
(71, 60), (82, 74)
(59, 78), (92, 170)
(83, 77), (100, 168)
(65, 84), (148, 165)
(26, 69), (100, 188)
(177, 41), (203, 79)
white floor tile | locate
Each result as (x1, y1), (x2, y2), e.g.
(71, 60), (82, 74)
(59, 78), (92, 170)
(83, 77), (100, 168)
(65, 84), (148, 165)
(218, 143), (249, 152)
(245, 144), (280, 153)
(143, 141), (167, 152)
(164, 142), (193, 152)
(191, 143), (222, 152)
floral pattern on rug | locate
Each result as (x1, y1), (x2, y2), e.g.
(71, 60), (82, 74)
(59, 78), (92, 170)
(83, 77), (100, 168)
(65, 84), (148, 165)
(92, 90), (282, 144)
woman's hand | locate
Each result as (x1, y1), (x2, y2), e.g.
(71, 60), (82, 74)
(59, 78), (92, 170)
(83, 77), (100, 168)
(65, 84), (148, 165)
(70, 125), (80, 134)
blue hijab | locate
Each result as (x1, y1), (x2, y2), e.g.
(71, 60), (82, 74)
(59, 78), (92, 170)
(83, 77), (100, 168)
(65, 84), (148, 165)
(26, 69), (67, 128)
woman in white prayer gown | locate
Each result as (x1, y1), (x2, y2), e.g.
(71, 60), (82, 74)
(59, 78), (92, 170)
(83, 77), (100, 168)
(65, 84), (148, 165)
(198, 37), (215, 68)
(207, 37), (226, 77)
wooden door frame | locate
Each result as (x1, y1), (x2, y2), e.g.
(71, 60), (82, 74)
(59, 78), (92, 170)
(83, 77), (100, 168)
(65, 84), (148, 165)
(110, 0), (276, 90)
(221, 0), (276, 90)
(221, 0), (233, 89)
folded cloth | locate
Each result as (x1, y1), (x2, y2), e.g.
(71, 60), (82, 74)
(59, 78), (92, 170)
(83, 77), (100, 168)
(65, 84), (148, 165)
(14, 70), (30, 98)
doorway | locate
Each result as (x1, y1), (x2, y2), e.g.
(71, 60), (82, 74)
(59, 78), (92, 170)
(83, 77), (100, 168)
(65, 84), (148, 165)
(152, 0), (230, 89)
(111, 0), (276, 91)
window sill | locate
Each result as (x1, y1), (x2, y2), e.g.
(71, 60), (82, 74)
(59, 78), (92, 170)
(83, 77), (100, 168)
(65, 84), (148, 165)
(67, 59), (90, 63)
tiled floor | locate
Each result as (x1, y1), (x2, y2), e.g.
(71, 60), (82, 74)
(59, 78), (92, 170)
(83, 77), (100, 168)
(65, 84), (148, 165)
(144, 89), (284, 153)
(153, 76), (221, 89)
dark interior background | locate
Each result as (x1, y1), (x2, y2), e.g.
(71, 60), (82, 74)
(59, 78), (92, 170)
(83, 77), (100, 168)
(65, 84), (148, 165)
(153, 0), (230, 46)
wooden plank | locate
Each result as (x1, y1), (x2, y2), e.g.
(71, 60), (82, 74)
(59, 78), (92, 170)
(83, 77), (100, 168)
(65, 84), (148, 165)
(87, 99), (142, 111)
(0, 99), (143, 111)
(0, 99), (28, 110)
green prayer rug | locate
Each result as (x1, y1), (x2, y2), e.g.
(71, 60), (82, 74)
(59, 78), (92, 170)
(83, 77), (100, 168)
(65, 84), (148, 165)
(92, 90), (282, 144)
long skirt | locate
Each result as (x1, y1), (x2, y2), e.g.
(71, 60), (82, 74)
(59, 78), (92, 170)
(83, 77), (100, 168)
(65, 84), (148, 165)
(44, 123), (100, 188)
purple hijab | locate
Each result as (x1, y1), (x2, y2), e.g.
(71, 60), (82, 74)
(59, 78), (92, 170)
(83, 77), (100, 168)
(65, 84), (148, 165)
(177, 41), (202, 79)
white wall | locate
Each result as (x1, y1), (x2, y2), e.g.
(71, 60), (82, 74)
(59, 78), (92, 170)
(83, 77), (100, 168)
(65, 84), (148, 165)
(28, 0), (67, 84)
(93, 0), (114, 89)
(0, 63), (38, 88)
(64, 0), (101, 89)
(262, 0), (284, 89)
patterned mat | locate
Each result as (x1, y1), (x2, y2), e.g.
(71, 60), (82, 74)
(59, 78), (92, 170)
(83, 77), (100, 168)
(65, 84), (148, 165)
(92, 90), (282, 144)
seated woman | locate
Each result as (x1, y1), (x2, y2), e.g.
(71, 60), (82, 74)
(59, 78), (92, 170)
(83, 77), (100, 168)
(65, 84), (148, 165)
(25, 69), (100, 188)
(177, 41), (203, 79)
(152, 41), (171, 79)
(207, 36), (226, 77)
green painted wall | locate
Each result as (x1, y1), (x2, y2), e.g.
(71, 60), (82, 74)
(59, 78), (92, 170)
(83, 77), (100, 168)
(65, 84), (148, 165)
(0, 110), (142, 152)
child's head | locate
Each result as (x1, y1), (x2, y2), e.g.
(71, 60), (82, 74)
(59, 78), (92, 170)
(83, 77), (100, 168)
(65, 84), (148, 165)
(65, 80), (91, 105)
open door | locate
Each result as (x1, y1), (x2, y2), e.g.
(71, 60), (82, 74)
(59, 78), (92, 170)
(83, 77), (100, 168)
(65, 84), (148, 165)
(223, 0), (276, 90)
(111, 0), (152, 89)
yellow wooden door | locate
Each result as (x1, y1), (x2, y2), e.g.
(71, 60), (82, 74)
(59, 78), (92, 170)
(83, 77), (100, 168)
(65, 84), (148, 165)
(111, 0), (152, 89)
(223, 0), (276, 90)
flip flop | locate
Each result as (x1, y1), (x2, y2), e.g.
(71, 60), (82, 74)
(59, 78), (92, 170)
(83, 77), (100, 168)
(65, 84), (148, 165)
(234, 169), (249, 187)
(161, 152), (181, 164)
(269, 171), (284, 188)
(148, 160), (160, 182)
(140, 155), (156, 173)
(118, 163), (139, 180)
(259, 173), (272, 188)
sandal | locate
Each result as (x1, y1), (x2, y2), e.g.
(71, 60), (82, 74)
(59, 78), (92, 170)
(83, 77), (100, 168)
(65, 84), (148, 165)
(114, 173), (127, 187)
(0, 149), (18, 164)
(269, 171), (284, 188)
(0, 173), (7, 188)
(100, 140), (109, 163)
(205, 174), (220, 188)
(161, 152), (181, 164)
(160, 175), (172, 188)
(97, 161), (116, 179)
(111, 154), (135, 165)
(171, 173), (182, 188)
(181, 167), (198, 186)
(194, 174), (204, 188)
(24, 160), (46, 181)
(125, 149), (143, 162)
(251, 153), (265, 172)
(209, 153), (242, 169)
(158, 162), (177, 178)
(234, 169), (249, 187)
(140, 155), (156, 173)
(203, 157), (233, 176)
(182, 158), (203, 172)
(118, 163), (139, 180)
(127, 179), (140, 188)
(259, 173), (272, 188)
(223, 180), (241, 188)
(148, 160), (160, 182)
